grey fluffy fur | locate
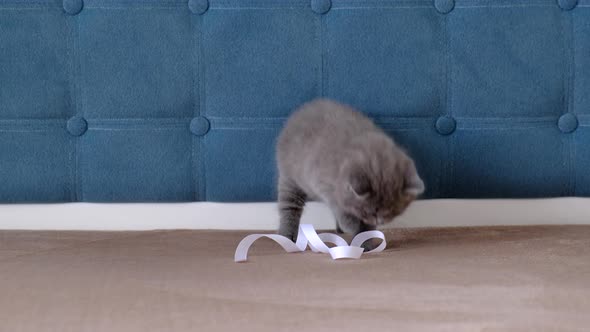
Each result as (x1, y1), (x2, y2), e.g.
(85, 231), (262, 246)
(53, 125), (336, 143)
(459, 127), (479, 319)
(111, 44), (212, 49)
(276, 99), (424, 250)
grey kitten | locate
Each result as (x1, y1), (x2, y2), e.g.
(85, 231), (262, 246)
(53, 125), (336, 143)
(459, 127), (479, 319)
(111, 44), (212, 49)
(276, 98), (425, 251)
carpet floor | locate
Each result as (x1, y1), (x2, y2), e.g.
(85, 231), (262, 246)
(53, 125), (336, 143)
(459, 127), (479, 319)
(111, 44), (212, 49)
(1, 226), (589, 332)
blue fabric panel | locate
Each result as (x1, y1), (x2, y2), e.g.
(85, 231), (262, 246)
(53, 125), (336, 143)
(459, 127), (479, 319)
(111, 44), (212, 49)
(574, 10), (590, 115)
(79, 9), (193, 118)
(575, 126), (590, 196)
(449, 7), (564, 118)
(0, 0), (589, 203)
(0, 123), (71, 202)
(79, 121), (194, 202)
(325, 7), (443, 117)
(204, 121), (280, 202)
(0, 10), (69, 119)
(452, 124), (570, 197)
(79, 120), (193, 201)
(573, 9), (590, 195)
(203, 8), (319, 118)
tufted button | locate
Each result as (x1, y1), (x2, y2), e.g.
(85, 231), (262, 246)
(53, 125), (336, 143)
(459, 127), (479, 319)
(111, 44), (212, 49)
(434, 0), (454, 14)
(188, 0), (209, 14)
(63, 0), (83, 15)
(190, 116), (210, 136)
(557, 0), (577, 10)
(311, 0), (331, 14)
(435, 116), (456, 135)
(558, 113), (578, 133)
(67, 116), (88, 136)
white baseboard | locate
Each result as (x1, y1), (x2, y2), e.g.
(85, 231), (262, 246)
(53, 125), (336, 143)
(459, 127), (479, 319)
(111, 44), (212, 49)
(0, 198), (589, 231)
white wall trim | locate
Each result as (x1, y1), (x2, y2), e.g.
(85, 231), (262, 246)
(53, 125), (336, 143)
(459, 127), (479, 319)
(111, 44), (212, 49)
(0, 198), (589, 231)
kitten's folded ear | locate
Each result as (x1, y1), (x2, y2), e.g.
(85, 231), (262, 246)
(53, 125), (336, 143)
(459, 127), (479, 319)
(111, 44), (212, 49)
(404, 160), (425, 197)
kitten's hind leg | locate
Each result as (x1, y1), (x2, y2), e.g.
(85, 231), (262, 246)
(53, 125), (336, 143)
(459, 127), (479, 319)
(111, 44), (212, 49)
(277, 178), (307, 242)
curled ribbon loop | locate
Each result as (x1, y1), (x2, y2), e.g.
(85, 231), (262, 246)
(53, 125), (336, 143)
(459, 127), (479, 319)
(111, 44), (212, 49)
(234, 224), (386, 262)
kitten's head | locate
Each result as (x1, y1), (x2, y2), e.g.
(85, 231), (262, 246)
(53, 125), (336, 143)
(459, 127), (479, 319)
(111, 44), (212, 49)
(336, 134), (424, 226)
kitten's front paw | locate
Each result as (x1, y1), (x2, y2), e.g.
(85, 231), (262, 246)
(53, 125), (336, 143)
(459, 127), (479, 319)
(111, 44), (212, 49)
(360, 238), (381, 252)
(278, 226), (298, 242)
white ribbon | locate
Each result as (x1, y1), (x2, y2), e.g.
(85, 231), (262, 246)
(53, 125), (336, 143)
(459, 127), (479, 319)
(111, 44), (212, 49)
(234, 224), (386, 262)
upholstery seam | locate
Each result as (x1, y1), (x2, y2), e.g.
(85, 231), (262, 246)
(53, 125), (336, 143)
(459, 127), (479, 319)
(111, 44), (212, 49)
(440, 12), (447, 198)
(75, 17), (82, 202)
(333, 6), (433, 9)
(66, 13), (75, 202)
(570, 11), (577, 196)
(322, 12), (329, 98)
(2, 117), (565, 129)
(318, 10), (324, 97)
(562, 11), (574, 196)
(445, 13), (453, 197)
(191, 13), (198, 202)
(0, 116), (567, 122)
(199, 13), (207, 201)
(76, 16), (86, 202)
(559, 10), (569, 196)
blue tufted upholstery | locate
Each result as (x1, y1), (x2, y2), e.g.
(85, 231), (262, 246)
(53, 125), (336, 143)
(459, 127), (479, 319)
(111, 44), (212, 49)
(0, 0), (588, 202)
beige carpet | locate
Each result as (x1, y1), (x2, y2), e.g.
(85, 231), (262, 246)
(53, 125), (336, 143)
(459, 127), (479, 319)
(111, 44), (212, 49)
(1, 226), (589, 332)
